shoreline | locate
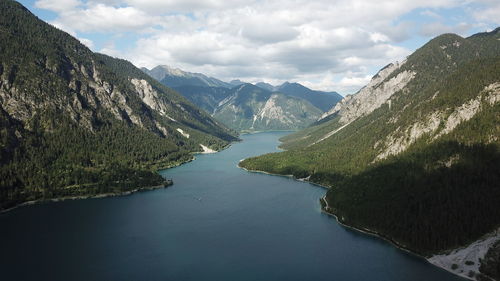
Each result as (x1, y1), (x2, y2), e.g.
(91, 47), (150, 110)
(237, 163), (331, 190)
(239, 162), (424, 257)
(239, 129), (297, 135)
(319, 196), (422, 257)
(0, 180), (173, 214)
(2, 140), (236, 214)
(238, 163), (480, 281)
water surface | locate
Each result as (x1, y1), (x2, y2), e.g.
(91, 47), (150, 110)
(0, 132), (464, 281)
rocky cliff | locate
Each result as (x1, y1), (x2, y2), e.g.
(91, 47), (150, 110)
(0, 0), (238, 210)
(240, 28), (500, 281)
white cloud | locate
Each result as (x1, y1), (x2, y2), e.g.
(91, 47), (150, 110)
(78, 37), (94, 49)
(35, 0), (81, 12)
(473, 2), (500, 25)
(420, 9), (442, 19)
(419, 22), (473, 37)
(52, 4), (160, 33)
(32, 0), (500, 93)
(335, 75), (373, 93)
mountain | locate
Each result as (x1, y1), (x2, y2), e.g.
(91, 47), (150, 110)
(141, 65), (234, 114)
(170, 85), (231, 114)
(143, 67), (333, 132)
(142, 65), (232, 88)
(229, 79), (246, 87)
(213, 84), (323, 132)
(0, 0), (238, 211)
(240, 30), (500, 280)
(254, 81), (343, 112)
(277, 82), (343, 112)
(255, 82), (277, 92)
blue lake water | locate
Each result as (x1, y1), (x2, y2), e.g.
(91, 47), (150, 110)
(0, 131), (464, 281)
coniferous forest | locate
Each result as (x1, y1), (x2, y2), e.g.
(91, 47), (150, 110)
(0, 0), (238, 210)
(241, 28), (500, 258)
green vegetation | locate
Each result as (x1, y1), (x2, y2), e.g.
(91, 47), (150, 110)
(0, 0), (238, 210)
(213, 84), (323, 132)
(142, 66), (340, 132)
(172, 85), (232, 113)
(479, 241), (500, 281)
(276, 82), (342, 112)
(240, 28), (500, 256)
(325, 141), (500, 255)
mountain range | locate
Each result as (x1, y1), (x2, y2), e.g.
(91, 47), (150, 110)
(3, 1), (499, 279)
(142, 65), (232, 88)
(142, 65), (342, 132)
(0, 0), (238, 210)
(241, 29), (500, 280)
(212, 83), (323, 132)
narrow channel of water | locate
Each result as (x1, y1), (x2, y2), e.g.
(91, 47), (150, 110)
(0, 132), (464, 281)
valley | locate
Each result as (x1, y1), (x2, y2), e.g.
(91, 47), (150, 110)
(1, 1), (499, 281)
(142, 65), (342, 132)
(0, 0), (238, 210)
(240, 28), (500, 280)
(0, 132), (465, 281)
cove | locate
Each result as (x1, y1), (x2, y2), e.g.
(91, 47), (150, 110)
(0, 131), (464, 281)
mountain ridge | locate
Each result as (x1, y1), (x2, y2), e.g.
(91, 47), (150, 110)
(276, 81), (343, 112)
(240, 29), (500, 281)
(0, 0), (238, 210)
(142, 65), (232, 88)
(213, 83), (323, 132)
(143, 65), (342, 131)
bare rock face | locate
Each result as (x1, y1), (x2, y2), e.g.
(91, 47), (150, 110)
(0, 59), (148, 130)
(320, 61), (415, 125)
(130, 78), (169, 115)
(375, 83), (500, 160)
(213, 84), (322, 132)
(253, 94), (291, 127)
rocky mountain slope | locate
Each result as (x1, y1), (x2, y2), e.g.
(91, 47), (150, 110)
(168, 85), (231, 114)
(255, 82), (276, 92)
(240, 29), (500, 281)
(142, 65), (232, 88)
(276, 82), (343, 112)
(213, 84), (323, 132)
(0, 0), (238, 211)
(143, 66), (341, 132)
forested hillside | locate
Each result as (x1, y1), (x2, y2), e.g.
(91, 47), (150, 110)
(213, 83), (323, 132)
(240, 28), (500, 280)
(0, 0), (238, 210)
(143, 66), (341, 132)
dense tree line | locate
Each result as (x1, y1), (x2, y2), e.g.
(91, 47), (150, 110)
(326, 141), (500, 255)
(240, 28), (500, 256)
(0, 0), (238, 210)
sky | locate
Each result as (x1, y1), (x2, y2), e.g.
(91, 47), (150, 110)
(17, 0), (500, 95)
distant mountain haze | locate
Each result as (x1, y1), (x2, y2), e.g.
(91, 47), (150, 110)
(142, 65), (232, 88)
(143, 65), (342, 132)
(213, 83), (323, 132)
(275, 82), (342, 112)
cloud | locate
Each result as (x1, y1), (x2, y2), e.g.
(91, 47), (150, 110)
(127, 0), (252, 13)
(419, 22), (473, 37)
(420, 9), (442, 19)
(473, 2), (500, 25)
(51, 4), (160, 33)
(31, 0), (500, 94)
(240, 20), (299, 44)
(78, 37), (94, 48)
(35, 0), (81, 12)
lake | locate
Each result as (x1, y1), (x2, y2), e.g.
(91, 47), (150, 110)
(0, 131), (464, 281)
